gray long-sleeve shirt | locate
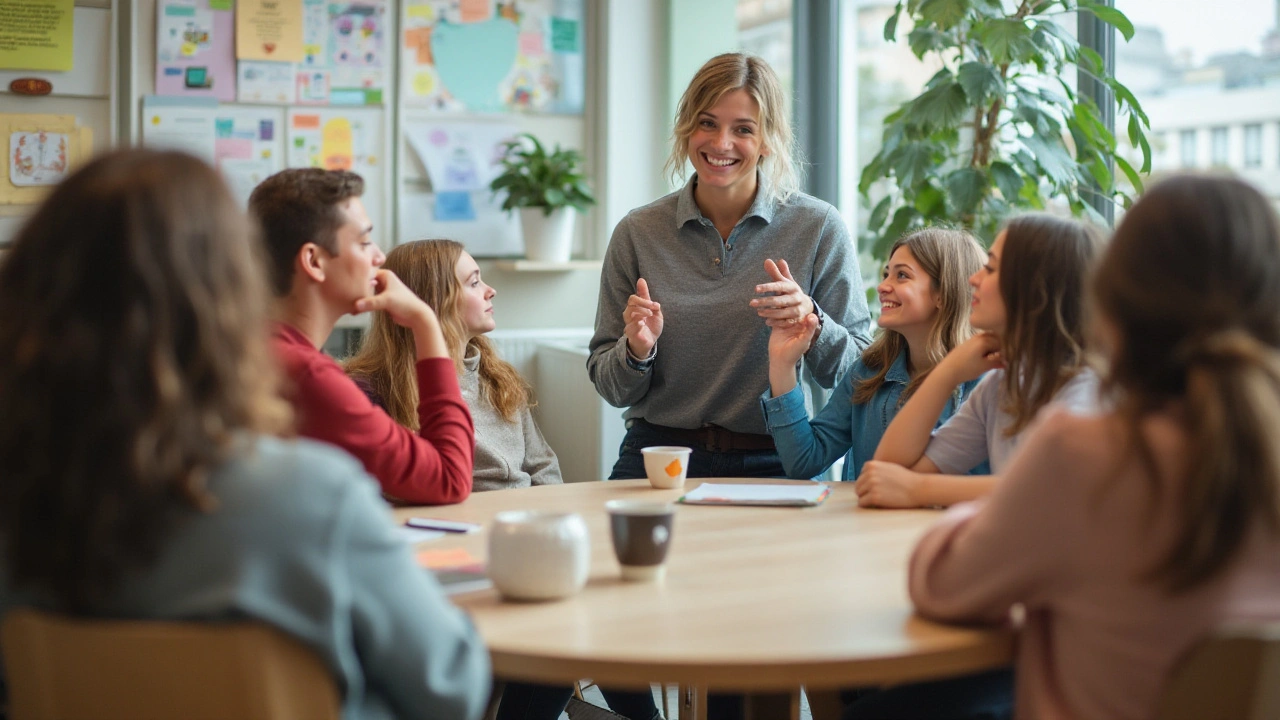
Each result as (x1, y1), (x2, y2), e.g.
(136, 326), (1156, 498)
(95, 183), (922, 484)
(459, 346), (563, 490)
(587, 177), (872, 435)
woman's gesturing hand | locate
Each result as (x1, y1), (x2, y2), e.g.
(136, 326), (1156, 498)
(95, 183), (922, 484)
(624, 277), (664, 358)
(751, 259), (815, 328)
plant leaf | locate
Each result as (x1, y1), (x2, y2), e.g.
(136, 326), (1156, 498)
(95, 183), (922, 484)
(1127, 112), (1152, 173)
(1105, 77), (1149, 125)
(918, 0), (968, 31)
(1078, 46), (1104, 76)
(878, 206), (922, 258)
(892, 142), (940, 188)
(945, 167), (990, 215)
(908, 81), (968, 133)
(914, 183), (946, 216)
(868, 194), (893, 231)
(958, 61), (1005, 104)
(884, 2), (904, 41)
(975, 19), (1036, 64)
(1021, 134), (1076, 186)
(908, 27), (948, 59)
(989, 161), (1023, 201)
(1115, 155), (1144, 194)
(1078, 0), (1135, 41)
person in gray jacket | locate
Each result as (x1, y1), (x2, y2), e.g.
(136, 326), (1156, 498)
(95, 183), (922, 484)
(0, 149), (491, 720)
(588, 51), (873, 482)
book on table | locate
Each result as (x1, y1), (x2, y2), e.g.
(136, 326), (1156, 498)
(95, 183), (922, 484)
(678, 482), (831, 507)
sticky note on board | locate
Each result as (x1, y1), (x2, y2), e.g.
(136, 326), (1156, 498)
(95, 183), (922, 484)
(434, 191), (476, 221)
(550, 18), (579, 53)
(459, 0), (492, 23)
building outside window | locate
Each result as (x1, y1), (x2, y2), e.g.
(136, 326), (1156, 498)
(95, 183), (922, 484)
(1211, 126), (1230, 166)
(1180, 129), (1199, 168)
(1118, 0), (1280, 203)
(1245, 123), (1263, 168)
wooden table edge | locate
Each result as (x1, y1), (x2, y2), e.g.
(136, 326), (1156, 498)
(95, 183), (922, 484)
(484, 629), (1015, 691)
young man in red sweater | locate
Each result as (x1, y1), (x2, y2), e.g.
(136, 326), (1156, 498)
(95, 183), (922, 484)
(250, 168), (473, 505)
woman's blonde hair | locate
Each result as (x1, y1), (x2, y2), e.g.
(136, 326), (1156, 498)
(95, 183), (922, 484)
(0, 149), (292, 611)
(854, 228), (986, 404)
(1093, 174), (1280, 592)
(345, 239), (530, 427)
(665, 52), (800, 202)
(997, 214), (1102, 436)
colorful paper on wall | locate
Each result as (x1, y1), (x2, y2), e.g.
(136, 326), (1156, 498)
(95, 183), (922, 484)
(141, 96), (218, 163)
(236, 0), (304, 62)
(296, 0), (388, 106)
(401, 0), (584, 114)
(155, 0), (236, 101)
(237, 59), (296, 103)
(212, 106), (284, 205)
(0, 0), (75, 72)
(404, 120), (517, 192)
(0, 113), (90, 205)
(286, 107), (384, 235)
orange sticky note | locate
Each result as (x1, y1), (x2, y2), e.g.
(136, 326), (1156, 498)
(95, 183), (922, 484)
(418, 548), (480, 570)
(292, 114), (321, 129)
(404, 27), (434, 64)
(665, 459), (683, 478)
(459, 0), (492, 22)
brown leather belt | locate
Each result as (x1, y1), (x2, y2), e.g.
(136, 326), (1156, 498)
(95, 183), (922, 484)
(634, 419), (776, 453)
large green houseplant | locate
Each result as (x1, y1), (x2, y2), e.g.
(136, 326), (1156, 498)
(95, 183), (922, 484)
(860, 0), (1151, 259)
(490, 133), (596, 262)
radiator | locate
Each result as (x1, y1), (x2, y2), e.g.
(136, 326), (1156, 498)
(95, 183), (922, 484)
(488, 329), (627, 483)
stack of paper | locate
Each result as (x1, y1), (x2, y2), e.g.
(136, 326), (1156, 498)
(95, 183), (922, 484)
(679, 483), (831, 507)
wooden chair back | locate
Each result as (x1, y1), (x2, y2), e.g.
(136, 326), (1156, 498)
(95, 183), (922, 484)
(1156, 621), (1280, 720)
(1, 608), (341, 720)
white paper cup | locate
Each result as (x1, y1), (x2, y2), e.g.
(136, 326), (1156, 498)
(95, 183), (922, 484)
(641, 446), (693, 489)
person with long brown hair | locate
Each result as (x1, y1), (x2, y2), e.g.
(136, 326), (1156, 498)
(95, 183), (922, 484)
(907, 175), (1280, 719)
(763, 228), (986, 480)
(346, 239), (561, 489)
(0, 150), (490, 719)
(859, 213), (1102, 508)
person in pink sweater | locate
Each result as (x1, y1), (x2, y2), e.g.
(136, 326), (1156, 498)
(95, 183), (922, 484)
(909, 174), (1280, 720)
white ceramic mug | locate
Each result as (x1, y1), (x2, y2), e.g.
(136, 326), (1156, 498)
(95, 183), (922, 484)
(487, 511), (590, 601)
(641, 446), (693, 489)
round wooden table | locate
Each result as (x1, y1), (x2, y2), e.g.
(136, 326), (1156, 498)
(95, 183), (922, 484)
(395, 479), (1012, 707)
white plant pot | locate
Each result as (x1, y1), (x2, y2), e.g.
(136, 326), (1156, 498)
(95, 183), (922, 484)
(519, 206), (575, 263)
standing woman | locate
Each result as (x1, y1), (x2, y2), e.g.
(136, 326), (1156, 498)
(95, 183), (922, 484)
(0, 150), (490, 720)
(589, 52), (872, 481)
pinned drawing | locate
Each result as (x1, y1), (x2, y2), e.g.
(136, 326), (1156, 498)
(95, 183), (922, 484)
(10, 132), (69, 186)
(401, 0), (583, 114)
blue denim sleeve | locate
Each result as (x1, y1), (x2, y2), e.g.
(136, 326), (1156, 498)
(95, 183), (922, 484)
(761, 368), (858, 480)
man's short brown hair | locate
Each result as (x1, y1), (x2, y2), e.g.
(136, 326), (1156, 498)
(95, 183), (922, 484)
(249, 168), (365, 296)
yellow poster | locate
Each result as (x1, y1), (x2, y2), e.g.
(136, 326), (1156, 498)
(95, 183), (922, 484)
(236, 0), (304, 63)
(0, 0), (75, 72)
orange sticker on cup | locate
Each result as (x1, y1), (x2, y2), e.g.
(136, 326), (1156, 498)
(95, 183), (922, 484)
(665, 459), (683, 477)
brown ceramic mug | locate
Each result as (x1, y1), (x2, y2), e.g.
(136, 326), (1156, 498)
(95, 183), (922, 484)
(605, 500), (675, 581)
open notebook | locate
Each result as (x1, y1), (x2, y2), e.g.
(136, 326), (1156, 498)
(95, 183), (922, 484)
(679, 482), (831, 507)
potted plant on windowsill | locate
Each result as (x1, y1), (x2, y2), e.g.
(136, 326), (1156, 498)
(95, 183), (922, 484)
(490, 133), (597, 263)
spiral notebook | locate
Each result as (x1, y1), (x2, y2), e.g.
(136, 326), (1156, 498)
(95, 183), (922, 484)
(678, 483), (831, 507)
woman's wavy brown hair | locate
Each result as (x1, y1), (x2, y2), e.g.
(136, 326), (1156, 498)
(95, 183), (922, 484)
(854, 228), (986, 404)
(665, 52), (800, 202)
(997, 214), (1102, 436)
(0, 149), (292, 612)
(345, 239), (531, 427)
(1093, 174), (1280, 593)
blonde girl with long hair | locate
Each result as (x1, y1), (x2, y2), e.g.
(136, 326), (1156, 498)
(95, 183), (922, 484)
(763, 228), (986, 479)
(346, 239), (561, 490)
(907, 175), (1280, 719)
(859, 213), (1102, 508)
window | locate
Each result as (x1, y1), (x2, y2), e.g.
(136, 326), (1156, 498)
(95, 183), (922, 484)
(1211, 126), (1229, 166)
(737, 0), (794, 95)
(1181, 130), (1198, 168)
(1117, 0), (1278, 198)
(1245, 124), (1263, 168)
